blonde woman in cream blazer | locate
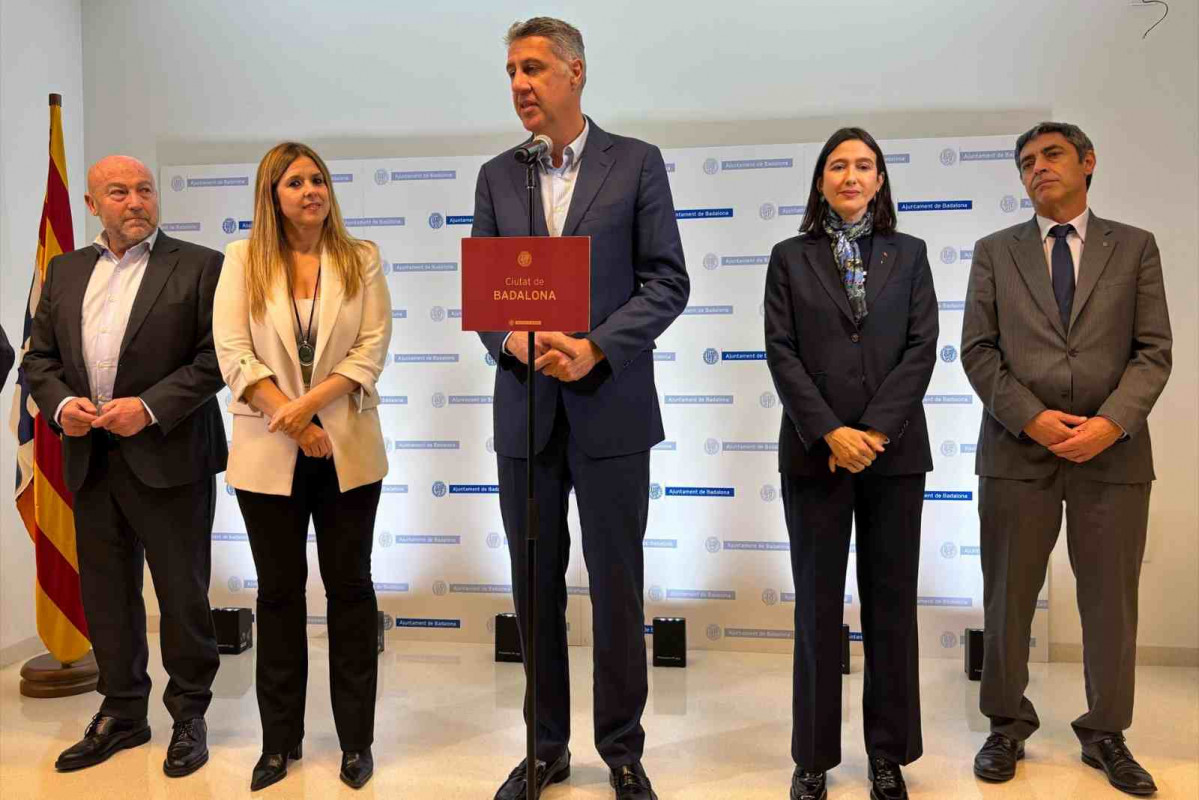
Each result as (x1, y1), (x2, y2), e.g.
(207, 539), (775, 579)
(213, 142), (390, 792)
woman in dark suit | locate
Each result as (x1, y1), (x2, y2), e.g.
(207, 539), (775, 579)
(764, 128), (938, 800)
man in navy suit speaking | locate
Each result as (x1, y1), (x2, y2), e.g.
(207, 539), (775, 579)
(471, 16), (689, 800)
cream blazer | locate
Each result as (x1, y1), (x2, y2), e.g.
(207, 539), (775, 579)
(214, 238), (392, 496)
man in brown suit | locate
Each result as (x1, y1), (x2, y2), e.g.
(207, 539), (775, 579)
(962, 122), (1172, 796)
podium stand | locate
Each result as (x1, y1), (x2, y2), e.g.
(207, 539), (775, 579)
(462, 220), (589, 799)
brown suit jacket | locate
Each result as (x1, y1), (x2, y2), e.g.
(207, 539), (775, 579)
(961, 213), (1172, 483)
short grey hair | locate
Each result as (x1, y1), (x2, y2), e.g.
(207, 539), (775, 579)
(1015, 121), (1095, 188)
(505, 17), (586, 91)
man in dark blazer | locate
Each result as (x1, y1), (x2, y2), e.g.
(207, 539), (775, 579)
(962, 123), (1171, 795)
(23, 155), (227, 778)
(0, 323), (13, 388)
(472, 17), (688, 800)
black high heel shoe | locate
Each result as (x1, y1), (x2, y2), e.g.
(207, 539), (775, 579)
(340, 748), (374, 789)
(250, 742), (302, 791)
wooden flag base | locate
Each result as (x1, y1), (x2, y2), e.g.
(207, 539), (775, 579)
(19, 651), (98, 698)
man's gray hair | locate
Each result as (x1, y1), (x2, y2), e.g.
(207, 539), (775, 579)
(1015, 121), (1095, 188)
(505, 17), (586, 90)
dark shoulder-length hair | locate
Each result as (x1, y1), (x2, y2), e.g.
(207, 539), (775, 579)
(798, 127), (897, 236)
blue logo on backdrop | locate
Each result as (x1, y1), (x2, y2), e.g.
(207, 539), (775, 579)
(170, 175), (185, 192)
(378, 531), (393, 547)
(374, 169), (390, 185)
(704, 438), (720, 455)
(941, 345), (958, 363)
(759, 203), (777, 220)
(428, 212), (444, 229)
(221, 218), (237, 234)
(649, 483), (663, 500)
(705, 536), (721, 553)
(761, 485), (777, 502)
(760, 392), (777, 408)
(1001, 195), (1019, 213)
(941, 541), (959, 559)
(227, 576), (243, 592)
(431, 393), (446, 408)
(702, 347), (719, 365)
(648, 585), (664, 602)
(706, 624), (722, 641)
(702, 157), (720, 175)
(925, 491), (973, 501)
(486, 436), (494, 454)
(430, 306), (446, 322)
(484, 352), (496, 366)
(940, 246), (958, 264)
(762, 589), (779, 606)
(703, 253), (718, 271)
(224, 483), (236, 496)
(486, 532), (504, 549)
(941, 631), (958, 649)
(431, 481), (447, 498)
(898, 200), (973, 212)
(941, 441), (959, 457)
(940, 148), (958, 166)
(432, 580), (448, 596)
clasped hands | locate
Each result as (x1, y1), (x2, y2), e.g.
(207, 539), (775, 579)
(60, 397), (151, 438)
(824, 426), (889, 473)
(1022, 409), (1120, 464)
(506, 331), (604, 382)
(268, 395), (332, 459)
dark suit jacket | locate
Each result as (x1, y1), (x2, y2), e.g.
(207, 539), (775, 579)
(471, 119), (690, 458)
(0, 323), (13, 389)
(764, 231), (939, 476)
(22, 232), (228, 491)
(961, 214), (1171, 483)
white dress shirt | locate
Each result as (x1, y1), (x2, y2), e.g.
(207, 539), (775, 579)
(55, 229), (159, 425)
(503, 120), (590, 354)
(1036, 207), (1089, 280)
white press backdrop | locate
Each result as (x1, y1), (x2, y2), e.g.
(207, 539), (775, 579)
(162, 133), (1048, 662)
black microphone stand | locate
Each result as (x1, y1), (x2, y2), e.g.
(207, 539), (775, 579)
(523, 158), (539, 800)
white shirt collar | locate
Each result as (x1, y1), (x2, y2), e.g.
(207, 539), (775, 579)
(1036, 207), (1089, 244)
(539, 118), (590, 172)
(93, 227), (159, 259)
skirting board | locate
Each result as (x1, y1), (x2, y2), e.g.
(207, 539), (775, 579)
(1050, 643), (1199, 667)
(0, 636), (48, 669)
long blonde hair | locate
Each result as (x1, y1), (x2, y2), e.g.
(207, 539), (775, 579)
(245, 142), (368, 319)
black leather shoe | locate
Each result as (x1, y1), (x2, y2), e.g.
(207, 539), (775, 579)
(1082, 736), (1157, 796)
(790, 767), (828, 800)
(55, 714), (151, 772)
(163, 717), (208, 777)
(610, 762), (657, 799)
(494, 749), (571, 799)
(868, 756), (907, 800)
(973, 733), (1024, 782)
(250, 742), (302, 791)
(340, 748), (374, 789)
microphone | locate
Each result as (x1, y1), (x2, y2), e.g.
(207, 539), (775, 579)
(513, 135), (553, 165)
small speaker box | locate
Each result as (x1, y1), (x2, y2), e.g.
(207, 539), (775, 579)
(965, 628), (984, 681)
(494, 613), (523, 663)
(652, 617), (686, 668)
(212, 607), (253, 654)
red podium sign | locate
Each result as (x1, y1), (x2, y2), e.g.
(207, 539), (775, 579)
(460, 236), (590, 332)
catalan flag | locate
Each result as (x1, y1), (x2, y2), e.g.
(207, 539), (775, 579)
(8, 94), (90, 664)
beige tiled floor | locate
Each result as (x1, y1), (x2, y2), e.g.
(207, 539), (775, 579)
(0, 636), (1195, 798)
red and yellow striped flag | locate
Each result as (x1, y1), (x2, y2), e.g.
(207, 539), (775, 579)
(8, 94), (90, 663)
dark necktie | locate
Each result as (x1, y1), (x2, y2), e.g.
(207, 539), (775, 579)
(1048, 224), (1075, 331)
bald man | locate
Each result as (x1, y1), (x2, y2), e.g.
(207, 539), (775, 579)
(23, 156), (227, 777)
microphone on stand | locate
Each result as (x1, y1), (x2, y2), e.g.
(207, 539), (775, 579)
(513, 134), (553, 164)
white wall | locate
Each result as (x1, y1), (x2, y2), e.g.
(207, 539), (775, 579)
(0, 0), (86, 660)
(2, 0), (1189, 656)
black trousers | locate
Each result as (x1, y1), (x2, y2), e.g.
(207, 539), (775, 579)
(496, 403), (651, 768)
(72, 434), (219, 721)
(235, 454), (381, 752)
(782, 469), (925, 771)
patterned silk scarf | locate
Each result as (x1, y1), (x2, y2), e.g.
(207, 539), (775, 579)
(821, 209), (873, 323)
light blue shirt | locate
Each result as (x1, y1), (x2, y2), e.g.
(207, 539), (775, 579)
(55, 229), (159, 426)
(538, 119), (589, 237)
